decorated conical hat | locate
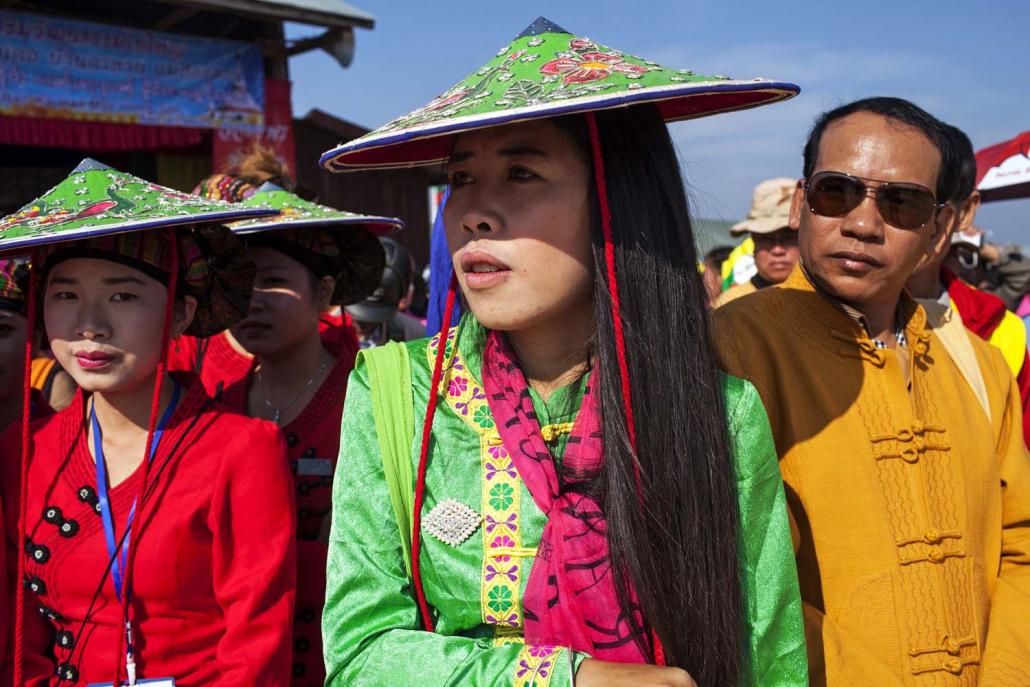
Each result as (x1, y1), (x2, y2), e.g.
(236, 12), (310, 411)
(231, 183), (394, 305)
(229, 183), (404, 236)
(0, 158), (277, 254)
(321, 17), (799, 171)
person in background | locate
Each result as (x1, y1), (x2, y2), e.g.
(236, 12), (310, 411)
(407, 258), (429, 320)
(215, 183), (396, 687)
(0, 260), (33, 433)
(943, 227), (985, 283)
(979, 240), (1030, 311)
(167, 178), (368, 394)
(346, 237), (425, 347)
(715, 96), (1030, 685)
(946, 226), (1030, 313)
(193, 143), (296, 203)
(0, 259), (54, 677)
(715, 178), (800, 307)
(0, 259), (78, 413)
(701, 245), (733, 306)
(907, 124), (1030, 446)
(28, 354), (76, 412)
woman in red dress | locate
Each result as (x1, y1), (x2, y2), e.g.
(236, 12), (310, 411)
(210, 183), (400, 686)
(0, 160), (296, 686)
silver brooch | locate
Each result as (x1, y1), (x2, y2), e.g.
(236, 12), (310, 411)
(422, 499), (482, 547)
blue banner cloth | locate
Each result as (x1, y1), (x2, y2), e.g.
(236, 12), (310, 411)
(0, 9), (264, 132)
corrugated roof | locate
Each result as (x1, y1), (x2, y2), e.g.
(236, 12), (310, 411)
(175, 0), (375, 29)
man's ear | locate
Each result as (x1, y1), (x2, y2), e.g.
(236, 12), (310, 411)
(788, 179), (805, 231)
(173, 295), (198, 338)
(927, 204), (956, 258)
(958, 191), (981, 232)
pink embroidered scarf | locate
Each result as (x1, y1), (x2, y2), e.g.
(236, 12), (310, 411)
(481, 329), (651, 662)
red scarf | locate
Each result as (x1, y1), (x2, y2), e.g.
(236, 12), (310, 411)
(941, 267), (1007, 339)
(481, 330), (650, 662)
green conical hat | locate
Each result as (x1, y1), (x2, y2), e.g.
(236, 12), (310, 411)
(321, 17), (799, 171)
(231, 183), (394, 305)
(0, 159), (278, 254)
(230, 184), (404, 236)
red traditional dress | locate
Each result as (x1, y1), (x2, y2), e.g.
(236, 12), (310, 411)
(216, 340), (352, 686)
(194, 183), (395, 685)
(167, 316), (358, 402)
(1, 374), (296, 686)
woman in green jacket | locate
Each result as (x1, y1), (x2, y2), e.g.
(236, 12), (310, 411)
(321, 17), (807, 687)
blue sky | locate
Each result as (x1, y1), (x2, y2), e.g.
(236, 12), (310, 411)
(286, 0), (1030, 246)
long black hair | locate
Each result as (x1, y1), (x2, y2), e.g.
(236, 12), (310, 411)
(554, 105), (742, 684)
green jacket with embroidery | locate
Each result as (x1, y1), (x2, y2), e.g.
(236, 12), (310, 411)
(324, 318), (808, 686)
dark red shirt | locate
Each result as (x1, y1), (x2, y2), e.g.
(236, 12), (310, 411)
(218, 345), (352, 687)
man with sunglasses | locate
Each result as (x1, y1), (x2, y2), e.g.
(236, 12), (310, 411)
(714, 97), (1030, 686)
(715, 177), (800, 307)
(907, 125), (1030, 447)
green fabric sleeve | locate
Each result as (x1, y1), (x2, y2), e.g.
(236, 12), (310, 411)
(324, 358), (576, 686)
(723, 374), (809, 687)
(362, 342), (415, 579)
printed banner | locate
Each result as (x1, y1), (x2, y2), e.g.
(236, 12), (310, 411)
(213, 79), (295, 177)
(0, 9), (264, 132)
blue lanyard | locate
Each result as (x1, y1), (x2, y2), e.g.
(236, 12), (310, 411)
(91, 383), (181, 603)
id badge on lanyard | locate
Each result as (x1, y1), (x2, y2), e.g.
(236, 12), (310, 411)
(88, 679), (176, 687)
(91, 384), (180, 687)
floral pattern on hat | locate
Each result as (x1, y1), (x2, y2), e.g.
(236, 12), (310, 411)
(321, 17), (799, 171)
(230, 185), (403, 237)
(0, 159), (274, 254)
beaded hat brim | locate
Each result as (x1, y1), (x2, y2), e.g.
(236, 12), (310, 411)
(320, 17), (799, 172)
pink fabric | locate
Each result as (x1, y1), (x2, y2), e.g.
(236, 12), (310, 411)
(1017, 294), (1030, 319)
(481, 330), (650, 662)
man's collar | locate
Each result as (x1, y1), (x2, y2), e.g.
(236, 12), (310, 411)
(791, 262), (918, 347)
(795, 263), (875, 334)
(751, 272), (773, 290)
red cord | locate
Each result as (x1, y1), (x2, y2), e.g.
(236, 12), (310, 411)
(585, 112), (666, 667)
(585, 112), (643, 500)
(411, 272), (458, 631)
(112, 228), (179, 684)
(14, 252), (38, 687)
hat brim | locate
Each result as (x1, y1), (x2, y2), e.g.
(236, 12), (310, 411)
(321, 81), (799, 171)
(0, 208), (277, 257)
(242, 225), (387, 306)
(345, 301), (397, 324)
(729, 216), (793, 237)
(231, 215), (403, 237)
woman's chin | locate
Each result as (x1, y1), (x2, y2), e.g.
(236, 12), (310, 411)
(465, 305), (542, 333)
(61, 361), (151, 396)
(67, 374), (127, 395)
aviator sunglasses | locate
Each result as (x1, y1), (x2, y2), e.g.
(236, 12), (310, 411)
(804, 171), (945, 230)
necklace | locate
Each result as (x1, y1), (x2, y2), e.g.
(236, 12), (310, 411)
(257, 356), (330, 425)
